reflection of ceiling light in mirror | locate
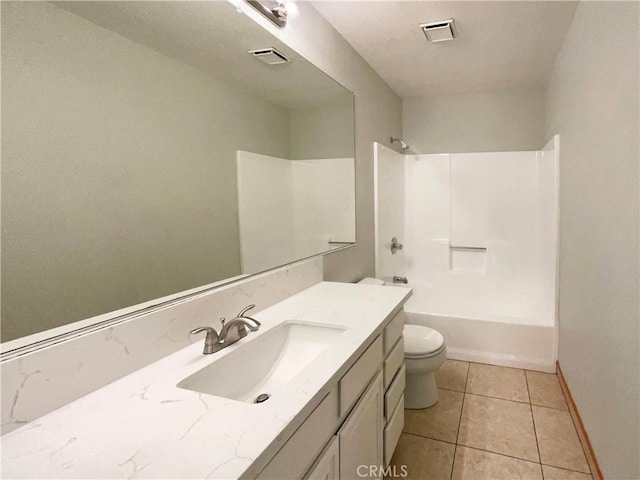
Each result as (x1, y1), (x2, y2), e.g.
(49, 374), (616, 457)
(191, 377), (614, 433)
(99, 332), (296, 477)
(246, 1), (288, 28)
(284, 2), (299, 20)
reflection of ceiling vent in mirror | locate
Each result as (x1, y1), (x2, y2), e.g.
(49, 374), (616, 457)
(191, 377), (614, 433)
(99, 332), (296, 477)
(420, 19), (457, 42)
(248, 47), (289, 65)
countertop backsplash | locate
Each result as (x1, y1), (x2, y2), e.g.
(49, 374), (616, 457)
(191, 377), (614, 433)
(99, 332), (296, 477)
(1, 257), (323, 435)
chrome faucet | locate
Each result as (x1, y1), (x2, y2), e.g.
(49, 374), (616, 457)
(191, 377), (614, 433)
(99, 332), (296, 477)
(189, 304), (261, 355)
(235, 304), (261, 330)
(189, 326), (220, 354)
(219, 317), (259, 341)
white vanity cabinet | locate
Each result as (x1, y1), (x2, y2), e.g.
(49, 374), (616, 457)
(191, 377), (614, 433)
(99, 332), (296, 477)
(254, 308), (407, 480)
(255, 390), (339, 480)
(381, 310), (406, 467)
(0, 282), (413, 480)
(338, 372), (384, 479)
(305, 437), (340, 480)
(305, 374), (385, 480)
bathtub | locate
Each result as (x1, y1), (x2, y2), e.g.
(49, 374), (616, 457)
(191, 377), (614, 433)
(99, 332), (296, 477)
(382, 278), (557, 372)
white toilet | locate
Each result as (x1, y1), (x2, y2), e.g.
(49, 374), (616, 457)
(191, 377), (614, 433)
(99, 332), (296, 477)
(357, 277), (447, 409)
(403, 324), (447, 409)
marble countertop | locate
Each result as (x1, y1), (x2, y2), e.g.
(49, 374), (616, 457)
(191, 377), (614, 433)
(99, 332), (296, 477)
(1, 282), (411, 479)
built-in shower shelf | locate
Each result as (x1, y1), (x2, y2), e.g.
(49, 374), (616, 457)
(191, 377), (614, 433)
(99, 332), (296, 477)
(449, 246), (487, 252)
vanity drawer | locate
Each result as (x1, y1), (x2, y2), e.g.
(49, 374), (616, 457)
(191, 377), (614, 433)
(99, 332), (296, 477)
(257, 390), (338, 480)
(384, 310), (405, 355)
(384, 394), (405, 467)
(384, 364), (406, 421)
(384, 337), (404, 389)
(339, 335), (383, 416)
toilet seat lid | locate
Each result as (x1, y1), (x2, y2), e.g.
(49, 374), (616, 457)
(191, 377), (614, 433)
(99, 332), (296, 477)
(404, 325), (445, 357)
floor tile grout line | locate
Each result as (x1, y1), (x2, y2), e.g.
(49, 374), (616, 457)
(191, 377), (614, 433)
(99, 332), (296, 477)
(403, 430), (543, 467)
(549, 404), (593, 476)
(408, 362), (587, 478)
(541, 462), (594, 476)
(450, 362), (471, 480)
(531, 395), (592, 473)
(446, 387), (572, 411)
(454, 398), (465, 445)
(455, 362), (471, 444)
(449, 445), (456, 480)
(525, 371), (544, 476)
(532, 402), (573, 413)
(451, 359), (562, 376)
(443, 364), (569, 406)
(438, 386), (465, 394)
(462, 361), (470, 393)
(403, 430), (457, 446)
(464, 360), (529, 372)
(455, 442), (542, 466)
(553, 373), (595, 477)
(544, 371), (591, 472)
(530, 401), (569, 412)
(463, 391), (535, 407)
(528, 370), (572, 411)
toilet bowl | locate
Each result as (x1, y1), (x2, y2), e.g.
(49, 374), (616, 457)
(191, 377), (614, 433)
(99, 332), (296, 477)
(357, 277), (447, 408)
(403, 324), (447, 409)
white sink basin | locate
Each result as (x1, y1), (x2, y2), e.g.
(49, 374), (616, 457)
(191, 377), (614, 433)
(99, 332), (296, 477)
(177, 321), (347, 403)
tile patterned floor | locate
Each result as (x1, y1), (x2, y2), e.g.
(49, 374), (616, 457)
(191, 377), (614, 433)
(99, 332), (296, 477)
(388, 360), (592, 480)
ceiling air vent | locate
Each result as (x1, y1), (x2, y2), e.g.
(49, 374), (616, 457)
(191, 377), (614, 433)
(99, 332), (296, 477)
(420, 19), (457, 43)
(248, 47), (289, 65)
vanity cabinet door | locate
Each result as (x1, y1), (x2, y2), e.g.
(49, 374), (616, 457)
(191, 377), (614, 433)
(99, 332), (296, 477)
(338, 372), (384, 480)
(256, 390), (338, 480)
(305, 436), (339, 480)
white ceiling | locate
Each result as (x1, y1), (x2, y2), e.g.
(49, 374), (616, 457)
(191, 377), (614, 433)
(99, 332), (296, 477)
(312, 1), (579, 98)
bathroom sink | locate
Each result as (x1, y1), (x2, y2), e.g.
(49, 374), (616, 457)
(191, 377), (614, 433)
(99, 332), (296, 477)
(177, 321), (347, 403)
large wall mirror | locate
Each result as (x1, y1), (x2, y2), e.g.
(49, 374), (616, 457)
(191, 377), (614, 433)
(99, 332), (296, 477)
(1, 1), (355, 344)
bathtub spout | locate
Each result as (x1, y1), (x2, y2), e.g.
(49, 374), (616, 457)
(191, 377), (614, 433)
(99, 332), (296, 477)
(393, 276), (408, 284)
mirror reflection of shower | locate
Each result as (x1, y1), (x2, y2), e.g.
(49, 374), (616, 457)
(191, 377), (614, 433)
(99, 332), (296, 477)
(390, 136), (410, 153)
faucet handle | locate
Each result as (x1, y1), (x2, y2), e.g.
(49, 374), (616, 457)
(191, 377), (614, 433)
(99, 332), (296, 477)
(237, 304), (255, 317)
(189, 326), (220, 353)
(236, 305), (261, 330)
(190, 326), (216, 336)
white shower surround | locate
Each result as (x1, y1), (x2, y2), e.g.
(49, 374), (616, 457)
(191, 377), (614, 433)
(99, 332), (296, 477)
(237, 151), (355, 273)
(374, 138), (559, 371)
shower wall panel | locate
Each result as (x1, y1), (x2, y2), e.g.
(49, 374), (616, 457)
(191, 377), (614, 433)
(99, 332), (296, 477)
(374, 142), (558, 327)
(237, 151), (355, 273)
(373, 142), (405, 280)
